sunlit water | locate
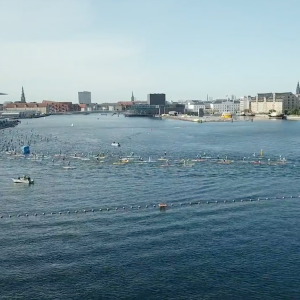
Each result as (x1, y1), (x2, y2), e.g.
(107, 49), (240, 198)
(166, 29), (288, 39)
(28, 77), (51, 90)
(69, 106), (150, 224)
(1, 115), (300, 300)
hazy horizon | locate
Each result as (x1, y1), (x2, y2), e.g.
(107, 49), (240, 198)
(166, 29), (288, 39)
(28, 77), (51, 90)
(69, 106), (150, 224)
(1, 0), (299, 103)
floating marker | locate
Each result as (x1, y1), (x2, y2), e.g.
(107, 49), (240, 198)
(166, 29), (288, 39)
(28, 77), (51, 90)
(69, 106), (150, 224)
(1, 194), (299, 221)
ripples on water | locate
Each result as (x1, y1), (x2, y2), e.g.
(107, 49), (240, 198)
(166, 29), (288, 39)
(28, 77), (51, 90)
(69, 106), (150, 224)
(1, 116), (300, 299)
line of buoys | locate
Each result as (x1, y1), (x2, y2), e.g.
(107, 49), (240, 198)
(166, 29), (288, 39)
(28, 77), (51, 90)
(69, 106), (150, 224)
(0, 195), (299, 220)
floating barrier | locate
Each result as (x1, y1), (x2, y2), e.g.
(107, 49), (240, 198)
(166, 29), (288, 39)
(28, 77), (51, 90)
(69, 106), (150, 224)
(0, 194), (299, 220)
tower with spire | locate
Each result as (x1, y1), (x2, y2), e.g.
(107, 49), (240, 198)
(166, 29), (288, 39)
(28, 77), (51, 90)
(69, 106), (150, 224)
(296, 82), (300, 95)
(20, 86), (26, 103)
(131, 91), (135, 102)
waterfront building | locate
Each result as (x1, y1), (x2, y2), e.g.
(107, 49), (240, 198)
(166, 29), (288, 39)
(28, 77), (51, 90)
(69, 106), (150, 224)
(126, 103), (185, 116)
(3, 102), (49, 114)
(147, 93), (166, 106)
(42, 100), (80, 113)
(99, 102), (119, 111)
(239, 96), (252, 112)
(116, 101), (147, 111)
(210, 99), (240, 114)
(1, 110), (38, 118)
(250, 92), (299, 114)
(79, 103), (103, 111)
(185, 100), (206, 113)
(78, 91), (91, 105)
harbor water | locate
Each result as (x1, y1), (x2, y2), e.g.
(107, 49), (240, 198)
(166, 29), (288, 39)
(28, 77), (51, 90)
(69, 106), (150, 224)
(1, 115), (300, 299)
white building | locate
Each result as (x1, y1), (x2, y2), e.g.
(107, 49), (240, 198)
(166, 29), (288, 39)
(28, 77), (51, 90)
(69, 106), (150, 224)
(210, 99), (240, 114)
(78, 91), (91, 105)
(239, 96), (251, 112)
(185, 100), (206, 112)
(250, 92), (299, 114)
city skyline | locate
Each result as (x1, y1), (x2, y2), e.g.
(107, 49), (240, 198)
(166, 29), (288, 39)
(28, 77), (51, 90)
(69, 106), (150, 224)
(1, 0), (300, 103)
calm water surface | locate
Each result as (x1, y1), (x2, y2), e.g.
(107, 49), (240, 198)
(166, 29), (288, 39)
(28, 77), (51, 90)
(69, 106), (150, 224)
(1, 115), (300, 299)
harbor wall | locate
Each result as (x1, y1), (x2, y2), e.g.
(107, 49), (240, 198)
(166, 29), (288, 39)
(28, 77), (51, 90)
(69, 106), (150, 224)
(163, 115), (235, 123)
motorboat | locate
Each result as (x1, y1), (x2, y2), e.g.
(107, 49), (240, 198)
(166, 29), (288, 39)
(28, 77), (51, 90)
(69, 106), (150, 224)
(268, 112), (285, 119)
(12, 176), (34, 184)
(221, 112), (232, 119)
(111, 142), (120, 147)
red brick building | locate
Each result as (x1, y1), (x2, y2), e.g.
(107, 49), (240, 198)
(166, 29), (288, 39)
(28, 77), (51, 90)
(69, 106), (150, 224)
(42, 100), (80, 113)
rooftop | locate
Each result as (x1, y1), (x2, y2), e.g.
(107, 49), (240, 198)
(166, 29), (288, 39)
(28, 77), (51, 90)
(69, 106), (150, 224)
(4, 103), (48, 108)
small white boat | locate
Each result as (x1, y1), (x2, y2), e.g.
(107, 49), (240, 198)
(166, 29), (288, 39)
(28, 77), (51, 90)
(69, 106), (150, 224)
(111, 142), (120, 147)
(71, 124), (74, 127)
(268, 112), (284, 119)
(63, 166), (76, 169)
(12, 176), (34, 184)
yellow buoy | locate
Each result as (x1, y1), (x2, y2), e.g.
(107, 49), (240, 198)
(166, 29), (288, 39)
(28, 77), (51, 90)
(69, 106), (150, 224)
(260, 149), (263, 156)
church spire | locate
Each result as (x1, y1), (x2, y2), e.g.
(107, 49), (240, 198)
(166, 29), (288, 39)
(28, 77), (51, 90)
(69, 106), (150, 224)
(131, 91), (134, 102)
(20, 86), (26, 103)
(296, 82), (300, 95)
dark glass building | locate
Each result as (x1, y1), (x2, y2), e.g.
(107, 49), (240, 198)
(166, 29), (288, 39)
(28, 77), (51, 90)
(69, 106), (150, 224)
(147, 94), (166, 106)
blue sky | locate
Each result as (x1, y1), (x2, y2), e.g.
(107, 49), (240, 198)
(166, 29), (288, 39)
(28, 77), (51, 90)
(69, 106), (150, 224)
(0, 0), (299, 103)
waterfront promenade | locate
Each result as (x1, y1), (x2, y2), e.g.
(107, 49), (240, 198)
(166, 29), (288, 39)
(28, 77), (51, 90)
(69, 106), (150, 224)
(163, 115), (252, 123)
